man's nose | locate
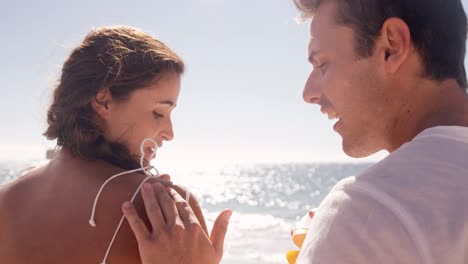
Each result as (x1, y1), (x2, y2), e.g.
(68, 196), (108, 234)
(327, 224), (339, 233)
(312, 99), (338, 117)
(302, 73), (321, 104)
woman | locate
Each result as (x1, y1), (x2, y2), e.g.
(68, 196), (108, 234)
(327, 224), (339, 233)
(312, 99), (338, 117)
(0, 26), (207, 264)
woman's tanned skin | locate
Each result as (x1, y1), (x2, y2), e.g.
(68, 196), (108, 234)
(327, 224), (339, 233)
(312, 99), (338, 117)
(0, 150), (207, 264)
(0, 26), (207, 264)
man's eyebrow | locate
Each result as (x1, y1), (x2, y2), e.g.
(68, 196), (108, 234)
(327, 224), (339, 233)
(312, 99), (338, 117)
(155, 100), (176, 107)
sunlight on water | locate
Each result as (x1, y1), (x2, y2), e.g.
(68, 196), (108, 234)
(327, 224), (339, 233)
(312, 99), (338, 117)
(0, 159), (373, 264)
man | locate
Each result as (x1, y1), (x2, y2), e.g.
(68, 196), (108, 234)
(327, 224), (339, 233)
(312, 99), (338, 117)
(294, 0), (468, 263)
(122, 0), (468, 263)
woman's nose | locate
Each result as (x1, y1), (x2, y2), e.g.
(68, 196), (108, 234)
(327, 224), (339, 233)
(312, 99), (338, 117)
(162, 120), (174, 141)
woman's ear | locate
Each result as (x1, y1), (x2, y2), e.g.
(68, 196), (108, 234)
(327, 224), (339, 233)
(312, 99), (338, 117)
(91, 88), (112, 120)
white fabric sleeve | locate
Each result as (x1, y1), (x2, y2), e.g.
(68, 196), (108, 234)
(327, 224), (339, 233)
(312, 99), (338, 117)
(296, 179), (426, 264)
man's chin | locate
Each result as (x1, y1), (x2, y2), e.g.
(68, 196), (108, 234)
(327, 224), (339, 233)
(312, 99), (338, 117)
(342, 142), (379, 158)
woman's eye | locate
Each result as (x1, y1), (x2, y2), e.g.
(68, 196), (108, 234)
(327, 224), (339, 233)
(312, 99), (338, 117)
(152, 111), (164, 119)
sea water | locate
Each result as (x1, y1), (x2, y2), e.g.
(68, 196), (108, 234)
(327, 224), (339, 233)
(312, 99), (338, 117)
(0, 160), (373, 264)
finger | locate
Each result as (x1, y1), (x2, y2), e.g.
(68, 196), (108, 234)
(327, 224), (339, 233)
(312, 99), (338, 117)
(153, 183), (178, 227)
(141, 183), (165, 231)
(169, 188), (198, 227)
(171, 185), (191, 204)
(308, 209), (315, 218)
(171, 185), (208, 233)
(122, 201), (150, 242)
(189, 193), (209, 234)
(210, 209), (232, 255)
(158, 174), (171, 182)
(149, 177), (172, 188)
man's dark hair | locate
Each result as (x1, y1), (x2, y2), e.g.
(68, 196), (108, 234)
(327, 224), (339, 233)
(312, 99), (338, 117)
(294, 0), (468, 89)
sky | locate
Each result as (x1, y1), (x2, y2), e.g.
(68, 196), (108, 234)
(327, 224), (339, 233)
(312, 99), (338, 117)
(2, 0), (467, 165)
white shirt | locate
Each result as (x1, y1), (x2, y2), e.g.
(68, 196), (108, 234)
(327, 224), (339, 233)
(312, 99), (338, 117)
(297, 126), (468, 264)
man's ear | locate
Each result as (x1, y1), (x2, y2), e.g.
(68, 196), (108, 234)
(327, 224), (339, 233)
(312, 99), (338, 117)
(377, 17), (412, 74)
(91, 88), (112, 120)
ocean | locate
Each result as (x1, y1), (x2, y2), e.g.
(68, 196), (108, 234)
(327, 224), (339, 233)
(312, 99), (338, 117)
(0, 159), (374, 264)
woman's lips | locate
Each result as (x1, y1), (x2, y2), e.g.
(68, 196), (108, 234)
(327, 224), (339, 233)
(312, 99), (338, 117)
(145, 147), (157, 158)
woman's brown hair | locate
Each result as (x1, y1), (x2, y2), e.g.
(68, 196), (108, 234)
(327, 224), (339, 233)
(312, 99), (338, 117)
(44, 26), (184, 170)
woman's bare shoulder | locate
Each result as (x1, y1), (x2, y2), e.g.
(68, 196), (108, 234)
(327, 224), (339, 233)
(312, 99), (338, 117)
(0, 157), (203, 264)
(0, 164), (49, 261)
(0, 163), (48, 209)
(0, 159), (149, 264)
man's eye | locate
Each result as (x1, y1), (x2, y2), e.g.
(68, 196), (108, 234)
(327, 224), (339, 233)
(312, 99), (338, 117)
(312, 61), (327, 71)
(152, 111), (164, 118)
(318, 63), (327, 69)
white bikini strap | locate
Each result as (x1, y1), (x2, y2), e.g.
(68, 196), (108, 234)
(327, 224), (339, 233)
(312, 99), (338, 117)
(90, 137), (159, 227)
(88, 166), (153, 227)
(99, 175), (154, 264)
(91, 137), (161, 264)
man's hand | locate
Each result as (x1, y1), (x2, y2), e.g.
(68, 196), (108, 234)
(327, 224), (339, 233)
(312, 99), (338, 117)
(122, 183), (232, 264)
(287, 209), (316, 264)
(156, 174), (208, 234)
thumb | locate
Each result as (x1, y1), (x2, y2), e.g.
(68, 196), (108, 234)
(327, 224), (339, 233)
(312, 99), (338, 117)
(210, 209), (232, 256)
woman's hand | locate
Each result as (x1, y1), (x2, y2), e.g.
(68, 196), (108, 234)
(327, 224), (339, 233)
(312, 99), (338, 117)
(122, 183), (232, 264)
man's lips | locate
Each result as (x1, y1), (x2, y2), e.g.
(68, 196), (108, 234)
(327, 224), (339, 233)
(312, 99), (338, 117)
(320, 108), (342, 132)
(320, 108), (340, 120)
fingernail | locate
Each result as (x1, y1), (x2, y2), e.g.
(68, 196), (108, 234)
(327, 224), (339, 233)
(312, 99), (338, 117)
(143, 183), (152, 190)
(223, 210), (232, 222)
(123, 201), (132, 210)
(156, 178), (172, 185)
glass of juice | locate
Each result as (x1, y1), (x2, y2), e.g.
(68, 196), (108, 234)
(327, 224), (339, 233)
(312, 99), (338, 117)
(292, 209), (315, 248)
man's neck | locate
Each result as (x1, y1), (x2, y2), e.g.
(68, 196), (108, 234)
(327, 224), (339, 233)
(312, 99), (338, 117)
(388, 79), (468, 152)
(418, 80), (468, 130)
